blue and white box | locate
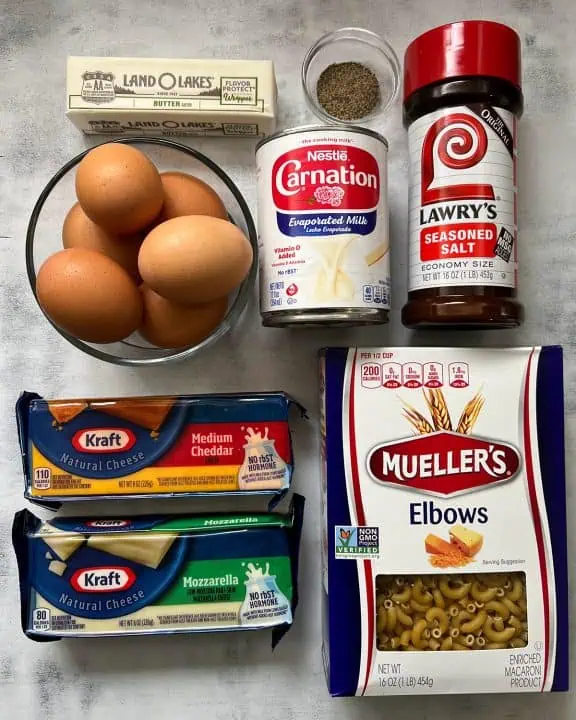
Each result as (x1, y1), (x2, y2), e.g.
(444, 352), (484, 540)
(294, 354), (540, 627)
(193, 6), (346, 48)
(321, 347), (568, 696)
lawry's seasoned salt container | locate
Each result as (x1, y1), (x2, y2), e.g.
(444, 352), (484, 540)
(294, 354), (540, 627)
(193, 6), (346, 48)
(256, 126), (390, 326)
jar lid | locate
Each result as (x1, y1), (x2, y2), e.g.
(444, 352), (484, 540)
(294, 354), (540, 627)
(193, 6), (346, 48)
(404, 20), (521, 101)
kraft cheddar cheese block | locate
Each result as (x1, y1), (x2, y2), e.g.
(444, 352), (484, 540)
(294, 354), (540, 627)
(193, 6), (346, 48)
(17, 392), (304, 508)
(12, 495), (304, 643)
(320, 347), (568, 695)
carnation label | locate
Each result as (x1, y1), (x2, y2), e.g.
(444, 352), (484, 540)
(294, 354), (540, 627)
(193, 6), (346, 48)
(321, 347), (568, 696)
(408, 105), (518, 291)
(256, 126), (390, 326)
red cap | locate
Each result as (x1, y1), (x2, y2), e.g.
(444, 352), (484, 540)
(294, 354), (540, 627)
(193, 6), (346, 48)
(404, 20), (521, 101)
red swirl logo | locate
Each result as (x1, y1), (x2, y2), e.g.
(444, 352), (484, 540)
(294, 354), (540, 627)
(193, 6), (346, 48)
(436, 117), (487, 169)
(421, 113), (495, 206)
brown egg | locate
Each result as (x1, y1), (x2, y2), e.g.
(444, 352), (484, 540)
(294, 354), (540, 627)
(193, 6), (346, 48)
(75, 143), (164, 234)
(62, 203), (142, 280)
(138, 215), (253, 305)
(139, 285), (228, 348)
(36, 248), (143, 343)
(159, 172), (228, 222)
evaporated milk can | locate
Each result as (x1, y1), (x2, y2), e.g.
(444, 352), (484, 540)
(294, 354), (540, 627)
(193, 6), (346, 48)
(256, 125), (390, 326)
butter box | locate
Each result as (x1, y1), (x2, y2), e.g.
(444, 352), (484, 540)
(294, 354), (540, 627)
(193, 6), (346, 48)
(321, 347), (568, 695)
(17, 391), (303, 508)
(13, 495), (304, 642)
(66, 56), (277, 137)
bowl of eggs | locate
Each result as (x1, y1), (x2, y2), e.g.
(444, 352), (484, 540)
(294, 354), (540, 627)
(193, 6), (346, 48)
(26, 137), (257, 366)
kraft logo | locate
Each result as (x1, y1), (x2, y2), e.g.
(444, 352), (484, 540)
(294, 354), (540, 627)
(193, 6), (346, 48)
(367, 432), (521, 496)
(271, 144), (379, 211)
(421, 113), (495, 206)
(85, 520), (130, 528)
(71, 566), (136, 593)
(72, 428), (136, 453)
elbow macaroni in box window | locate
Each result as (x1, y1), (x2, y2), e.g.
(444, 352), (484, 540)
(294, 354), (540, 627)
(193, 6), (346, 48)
(321, 347), (569, 695)
(376, 573), (528, 652)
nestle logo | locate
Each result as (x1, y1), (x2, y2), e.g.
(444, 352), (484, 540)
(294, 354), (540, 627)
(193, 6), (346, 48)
(367, 432), (521, 496)
(71, 566), (136, 593)
(306, 149), (348, 162)
(72, 428), (136, 453)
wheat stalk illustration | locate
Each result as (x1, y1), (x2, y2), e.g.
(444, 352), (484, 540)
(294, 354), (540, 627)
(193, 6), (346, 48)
(400, 387), (485, 436)
(423, 389), (453, 431)
(401, 402), (434, 435)
(456, 392), (485, 435)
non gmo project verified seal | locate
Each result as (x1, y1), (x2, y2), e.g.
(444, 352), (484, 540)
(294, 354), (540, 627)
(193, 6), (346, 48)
(335, 526), (379, 558)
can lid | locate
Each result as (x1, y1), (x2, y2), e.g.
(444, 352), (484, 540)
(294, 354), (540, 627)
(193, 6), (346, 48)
(404, 20), (521, 101)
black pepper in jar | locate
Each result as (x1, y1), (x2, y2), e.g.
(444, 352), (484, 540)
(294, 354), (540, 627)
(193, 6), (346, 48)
(316, 62), (380, 121)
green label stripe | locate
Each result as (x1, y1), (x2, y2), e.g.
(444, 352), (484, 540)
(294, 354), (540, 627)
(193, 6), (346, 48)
(155, 515), (292, 533)
(158, 556), (293, 606)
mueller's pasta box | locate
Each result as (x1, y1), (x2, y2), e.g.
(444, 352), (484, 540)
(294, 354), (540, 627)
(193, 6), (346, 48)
(12, 495), (304, 642)
(320, 347), (568, 695)
(17, 392), (303, 508)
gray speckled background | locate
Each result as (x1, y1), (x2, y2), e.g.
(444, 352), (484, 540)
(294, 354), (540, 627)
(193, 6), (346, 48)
(1, 0), (575, 717)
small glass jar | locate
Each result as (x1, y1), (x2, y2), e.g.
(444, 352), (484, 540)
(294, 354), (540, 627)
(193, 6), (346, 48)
(301, 27), (400, 125)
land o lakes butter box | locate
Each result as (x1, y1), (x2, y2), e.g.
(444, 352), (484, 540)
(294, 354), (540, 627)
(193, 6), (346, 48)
(66, 57), (277, 137)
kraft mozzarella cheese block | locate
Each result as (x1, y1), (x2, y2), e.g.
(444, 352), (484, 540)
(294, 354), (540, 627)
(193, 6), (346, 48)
(13, 495), (304, 643)
(17, 392), (304, 508)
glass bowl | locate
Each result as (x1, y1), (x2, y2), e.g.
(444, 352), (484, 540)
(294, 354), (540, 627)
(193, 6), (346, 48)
(301, 27), (400, 125)
(26, 137), (257, 367)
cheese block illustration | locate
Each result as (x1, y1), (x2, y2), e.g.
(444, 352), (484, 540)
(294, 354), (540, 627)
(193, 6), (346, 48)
(89, 397), (175, 431)
(48, 400), (88, 426)
(38, 523), (84, 561)
(449, 525), (484, 556)
(86, 532), (177, 569)
(424, 533), (454, 555)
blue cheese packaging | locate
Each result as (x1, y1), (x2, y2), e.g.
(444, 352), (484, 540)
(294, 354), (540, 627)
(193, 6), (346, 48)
(17, 391), (305, 509)
(13, 494), (304, 644)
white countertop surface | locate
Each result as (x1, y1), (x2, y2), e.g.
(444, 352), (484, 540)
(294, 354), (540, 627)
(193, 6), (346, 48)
(1, 0), (575, 717)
